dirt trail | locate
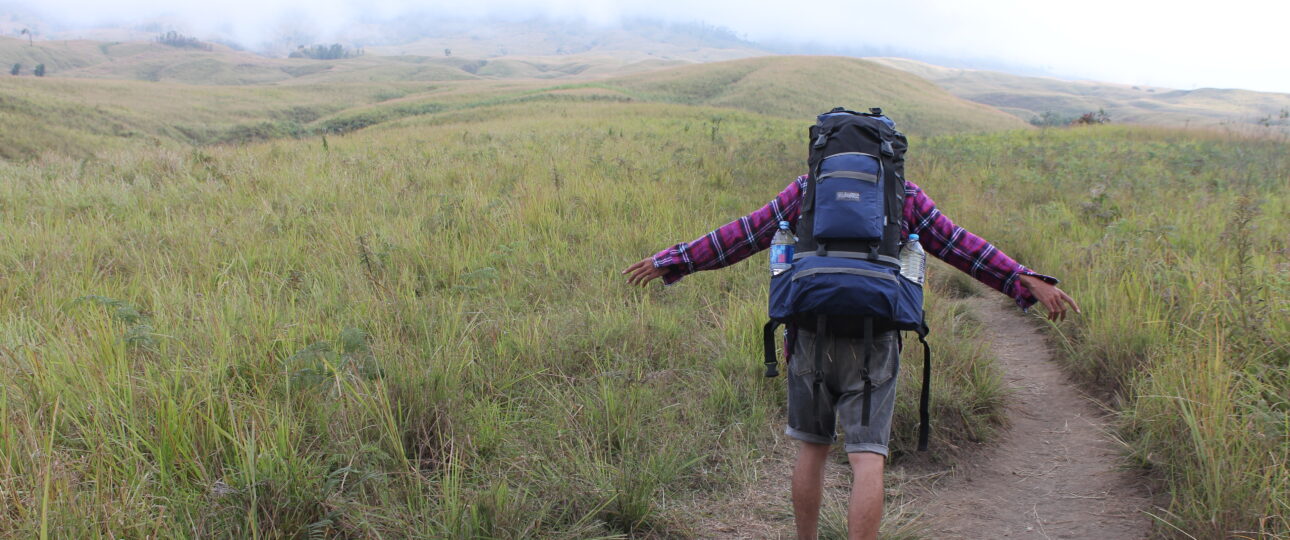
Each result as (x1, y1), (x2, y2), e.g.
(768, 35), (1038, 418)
(694, 296), (1155, 539)
(911, 296), (1154, 539)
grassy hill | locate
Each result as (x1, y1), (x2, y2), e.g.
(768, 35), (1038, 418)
(0, 96), (1017, 537)
(1, 20), (766, 86)
(366, 19), (765, 63)
(0, 55), (1027, 160)
(0, 75), (462, 159)
(2, 88), (1285, 538)
(0, 36), (1287, 537)
(870, 57), (1290, 133)
(606, 55), (1029, 134)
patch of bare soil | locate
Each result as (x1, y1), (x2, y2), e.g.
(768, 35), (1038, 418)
(907, 297), (1155, 539)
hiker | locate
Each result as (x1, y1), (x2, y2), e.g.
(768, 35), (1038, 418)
(622, 112), (1078, 540)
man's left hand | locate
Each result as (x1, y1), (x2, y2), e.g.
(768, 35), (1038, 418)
(1018, 274), (1081, 322)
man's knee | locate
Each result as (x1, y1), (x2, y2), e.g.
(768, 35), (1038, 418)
(847, 450), (885, 474)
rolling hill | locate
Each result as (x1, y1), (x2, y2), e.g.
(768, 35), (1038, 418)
(0, 53), (1027, 160)
(869, 57), (1290, 132)
(605, 55), (1029, 134)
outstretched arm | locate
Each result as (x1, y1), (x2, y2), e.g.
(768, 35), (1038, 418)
(904, 180), (1079, 320)
(622, 177), (807, 287)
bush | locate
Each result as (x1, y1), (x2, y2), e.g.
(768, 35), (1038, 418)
(33, 64), (45, 77)
(1072, 108), (1111, 125)
(288, 44), (362, 60)
(1029, 111), (1075, 127)
(156, 31), (212, 51)
(9, 63), (18, 76)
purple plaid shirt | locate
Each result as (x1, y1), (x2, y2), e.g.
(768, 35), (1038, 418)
(652, 176), (1057, 309)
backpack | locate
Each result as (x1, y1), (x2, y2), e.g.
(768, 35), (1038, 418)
(762, 107), (933, 451)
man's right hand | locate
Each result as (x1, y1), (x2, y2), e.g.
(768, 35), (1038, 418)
(1018, 274), (1080, 322)
(622, 257), (667, 287)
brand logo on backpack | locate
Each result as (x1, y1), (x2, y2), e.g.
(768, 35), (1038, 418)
(762, 107), (933, 451)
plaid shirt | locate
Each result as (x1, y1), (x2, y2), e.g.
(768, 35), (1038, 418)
(652, 176), (1057, 309)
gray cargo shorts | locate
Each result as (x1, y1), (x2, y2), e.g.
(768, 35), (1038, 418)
(785, 327), (901, 456)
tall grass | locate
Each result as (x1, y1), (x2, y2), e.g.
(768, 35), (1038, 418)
(0, 101), (1009, 537)
(913, 125), (1288, 538)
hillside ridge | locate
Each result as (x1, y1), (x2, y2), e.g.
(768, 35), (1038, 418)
(870, 56), (1290, 132)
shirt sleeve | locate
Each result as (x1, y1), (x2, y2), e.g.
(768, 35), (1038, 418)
(903, 180), (1058, 309)
(651, 176), (807, 284)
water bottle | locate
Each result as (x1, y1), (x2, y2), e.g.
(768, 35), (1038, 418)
(770, 221), (795, 276)
(899, 233), (926, 286)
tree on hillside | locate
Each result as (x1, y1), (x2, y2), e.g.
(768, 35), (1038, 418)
(156, 31), (213, 51)
(34, 64), (45, 77)
(289, 43), (361, 60)
(10, 63), (19, 76)
(20, 28), (31, 46)
(1030, 111), (1075, 127)
(1074, 108), (1111, 125)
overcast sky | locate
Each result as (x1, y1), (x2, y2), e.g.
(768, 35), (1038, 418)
(10, 0), (1290, 93)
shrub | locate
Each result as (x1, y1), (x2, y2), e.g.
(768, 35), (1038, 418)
(156, 31), (212, 51)
(1029, 111), (1075, 127)
(1072, 108), (1111, 125)
(33, 64), (45, 77)
(288, 44), (362, 60)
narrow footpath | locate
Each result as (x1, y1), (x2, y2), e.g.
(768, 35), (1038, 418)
(693, 296), (1156, 539)
(911, 296), (1154, 539)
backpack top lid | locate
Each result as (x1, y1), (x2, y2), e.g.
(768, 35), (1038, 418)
(817, 107), (896, 129)
(798, 106), (908, 264)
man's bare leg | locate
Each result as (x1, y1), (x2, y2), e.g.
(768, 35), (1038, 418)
(792, 441), (831, 539)
(846, 452), (885, 540)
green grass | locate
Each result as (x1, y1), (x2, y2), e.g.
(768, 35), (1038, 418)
(911, 125), (1289, 538)
(0, 99), (1014, 537)
(1, 55), (1286, 537)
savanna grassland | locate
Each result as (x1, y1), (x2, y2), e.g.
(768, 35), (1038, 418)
(911, 127), (1288, 538)
(0, 49), (1286, 538)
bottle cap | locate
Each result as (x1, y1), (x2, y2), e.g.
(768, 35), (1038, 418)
(908, 233), (920, 241)
(779, 221), (790, 229)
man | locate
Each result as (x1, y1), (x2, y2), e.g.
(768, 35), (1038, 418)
(623, 175), (1078, 539)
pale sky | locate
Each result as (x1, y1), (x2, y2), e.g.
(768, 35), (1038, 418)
(10, 0), (1290, 93)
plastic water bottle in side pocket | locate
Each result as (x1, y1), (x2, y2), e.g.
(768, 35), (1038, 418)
(770, 221), (795, 276)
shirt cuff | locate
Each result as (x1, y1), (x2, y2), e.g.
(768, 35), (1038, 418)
(1009, 267), (1059, 310)
(652, 249), (688, 285)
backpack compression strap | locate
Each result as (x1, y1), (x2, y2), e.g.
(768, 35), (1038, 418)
(813, 315), (829, 435)
(917, 328), (931, 451)
(860, 317), (873, 426)
(762, 320), (781, 377)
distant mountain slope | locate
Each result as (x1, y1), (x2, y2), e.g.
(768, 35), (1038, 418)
(0, 37), (484, 84)
(0, 36), (749, 85)
(870, 57), (1290, 132)
(606, 56), (1029, 135)
(366, 20), (765, 63)
(0, 54), (1031, 159)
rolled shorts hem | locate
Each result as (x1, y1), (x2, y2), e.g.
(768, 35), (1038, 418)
(843, 442), (889, 457)
(784, 426), (833, 445)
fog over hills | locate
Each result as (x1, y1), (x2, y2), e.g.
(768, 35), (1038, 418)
(870, 57), (1290, 133)
(3, 9), (1288, 135)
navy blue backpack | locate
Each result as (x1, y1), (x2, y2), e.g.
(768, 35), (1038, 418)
(763, 107), (933, 451)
